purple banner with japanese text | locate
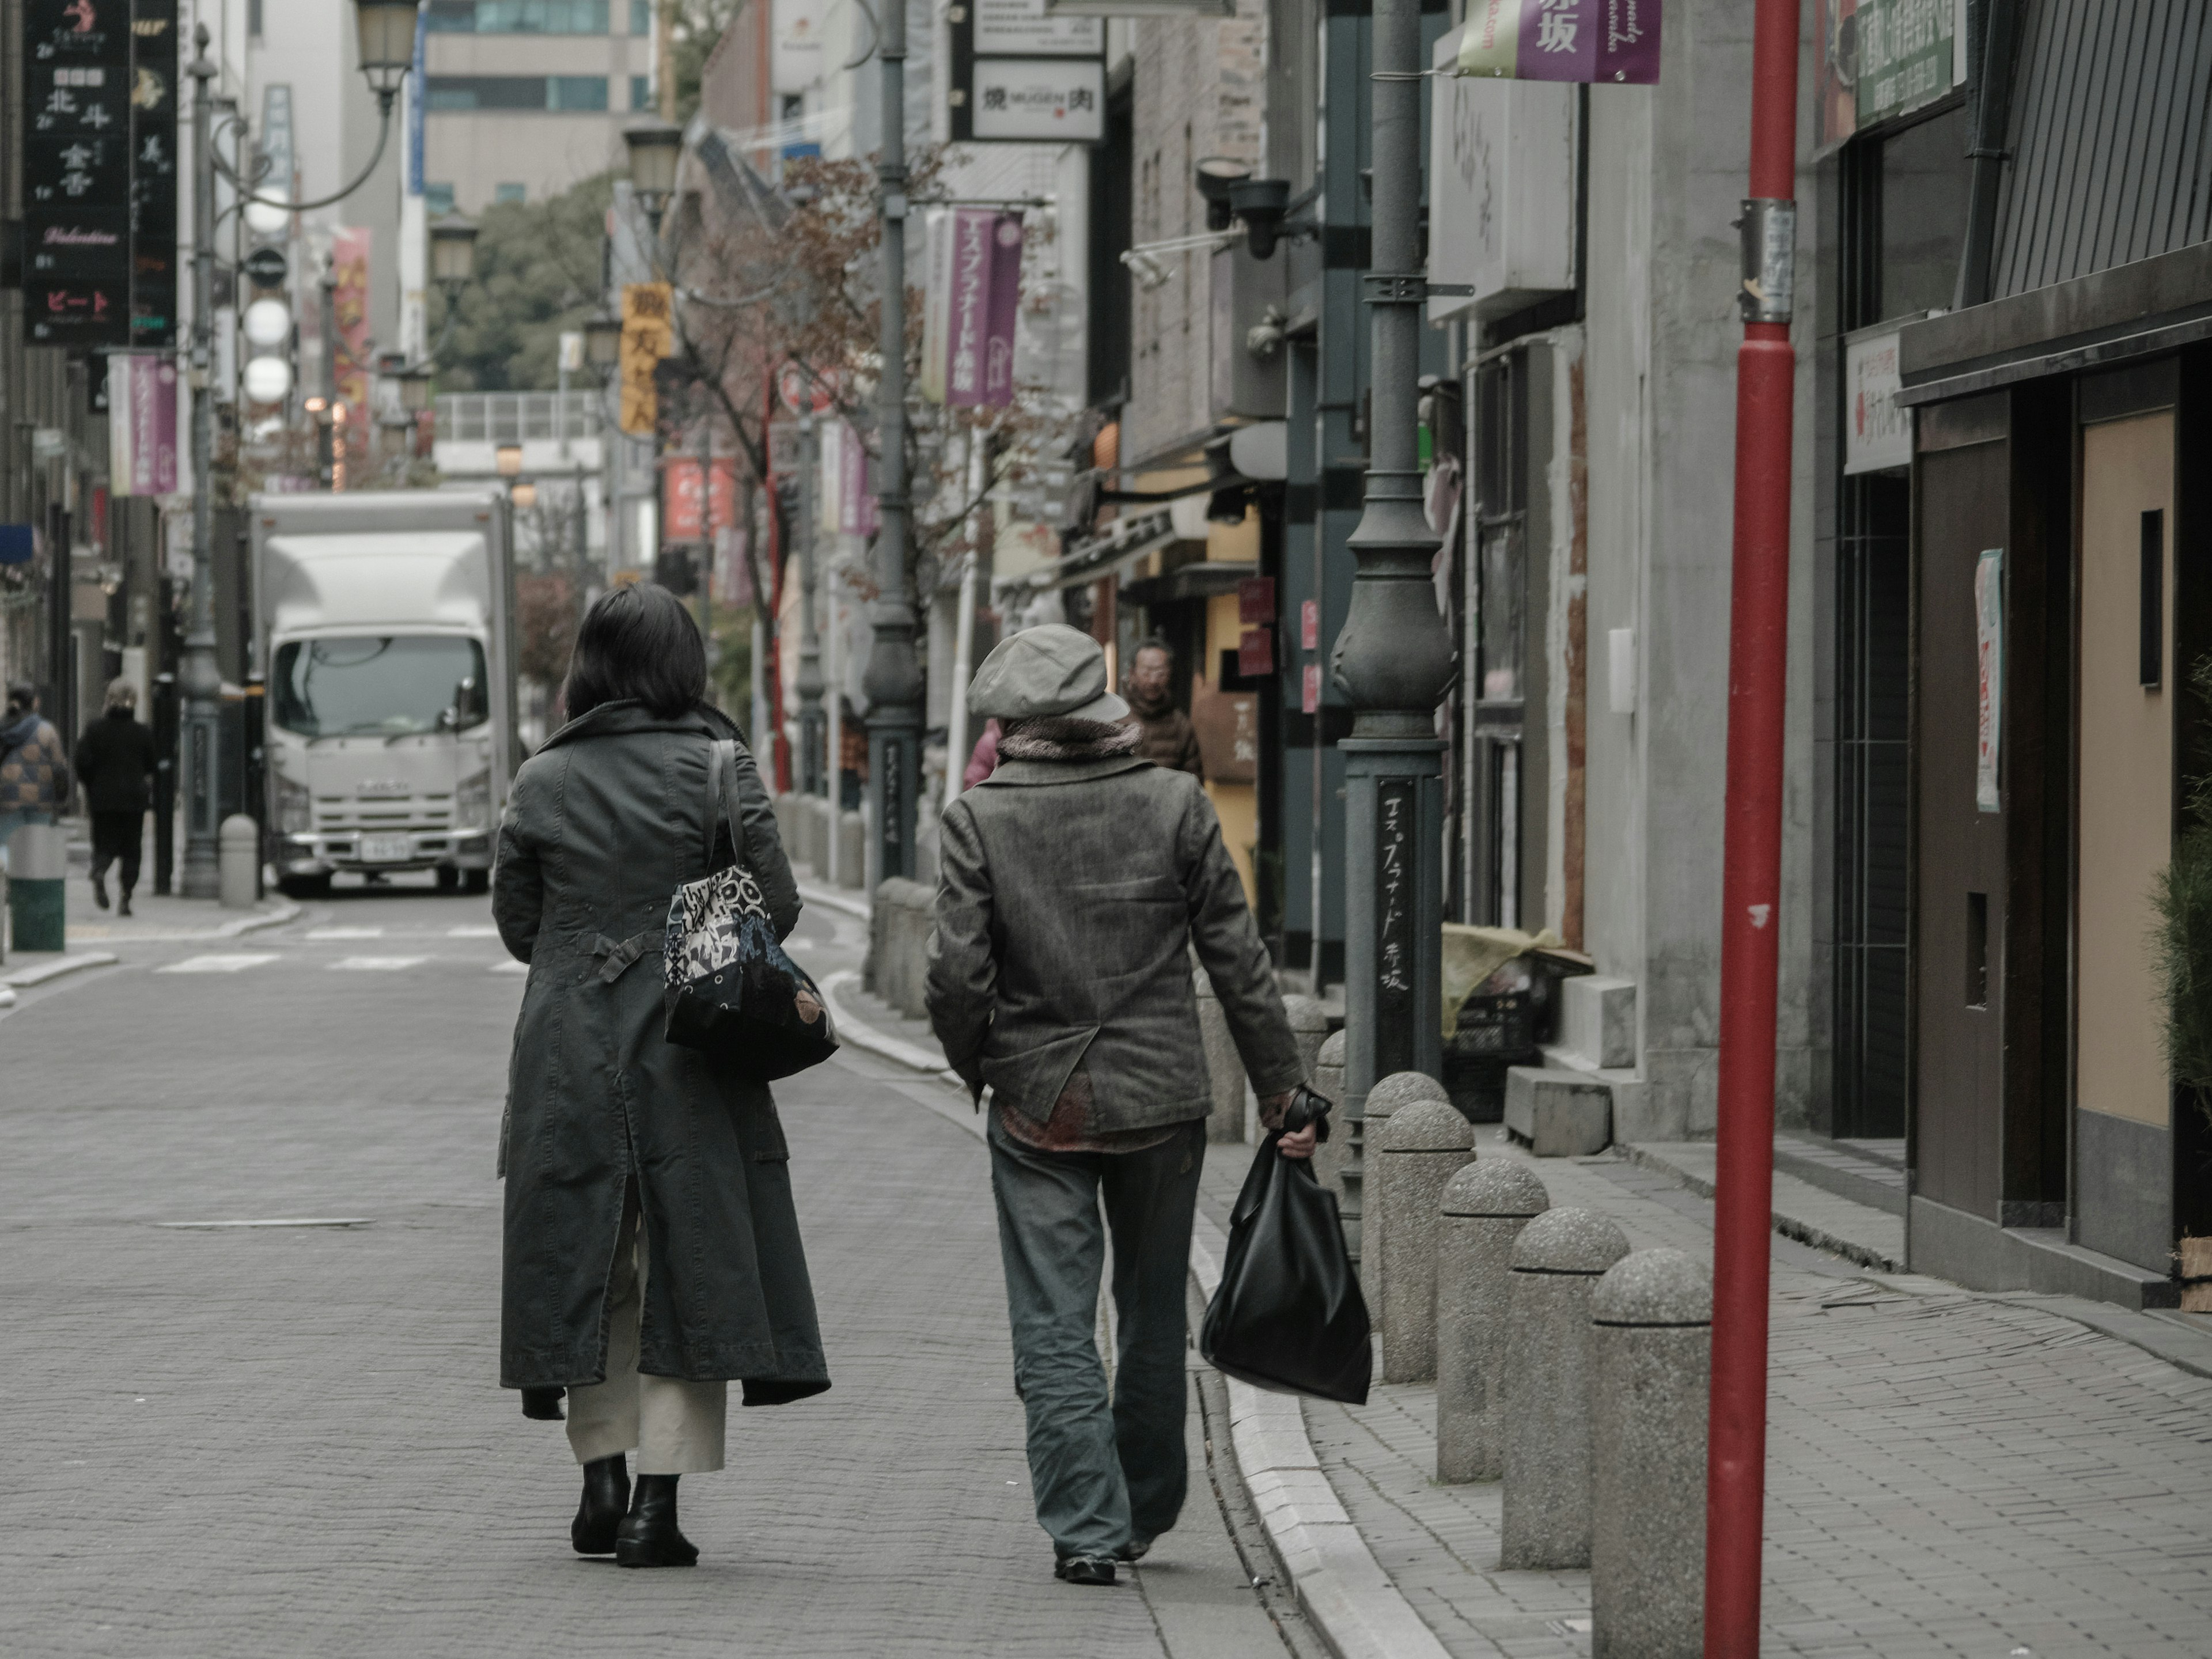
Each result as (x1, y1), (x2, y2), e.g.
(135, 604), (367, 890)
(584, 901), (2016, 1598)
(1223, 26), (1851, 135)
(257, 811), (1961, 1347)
(1456, 0), (1660, 85)
(946, 208), (1025, 408)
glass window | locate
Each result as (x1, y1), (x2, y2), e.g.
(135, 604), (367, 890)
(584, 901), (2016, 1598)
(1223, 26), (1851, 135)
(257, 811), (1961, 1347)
(631, 74), (653, 111)
(271, 637), (491, 738)
(631, 0), (653, 33)
(549, 75), (609, 111)
(475, 0), (610, 30)
(494, 182), (527, 204)
(424, 183), (457, 216)
(425, 1), (479, 30)
(1878, 104), (1972, 322)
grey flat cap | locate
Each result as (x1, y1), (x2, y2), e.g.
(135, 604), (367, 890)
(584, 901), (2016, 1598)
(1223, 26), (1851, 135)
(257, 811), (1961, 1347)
(968, 624), (1130, 722)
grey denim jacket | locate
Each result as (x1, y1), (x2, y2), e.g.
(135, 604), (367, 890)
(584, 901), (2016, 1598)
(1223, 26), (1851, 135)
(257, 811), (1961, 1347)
(926, 753), (1305, 1132)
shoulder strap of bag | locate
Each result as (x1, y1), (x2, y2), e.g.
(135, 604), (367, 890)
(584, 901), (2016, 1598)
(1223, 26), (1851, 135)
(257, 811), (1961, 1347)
(707, 737), (749, 873)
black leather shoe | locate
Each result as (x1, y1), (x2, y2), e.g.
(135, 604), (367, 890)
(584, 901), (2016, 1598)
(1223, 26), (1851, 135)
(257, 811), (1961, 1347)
(116, 893), (132, 916)
(1055, 1555), (1117, 1586)
(1115, 1536), (1153, 1563)
(91, 875), (109, 910)
(615, 1473), (700, 1567)
(572, 1454), (629, 1555)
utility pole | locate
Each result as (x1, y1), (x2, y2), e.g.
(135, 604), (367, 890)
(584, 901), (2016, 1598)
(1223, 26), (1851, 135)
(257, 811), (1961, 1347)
(794, 408), (827, 796)
(861, 4), (924, 892)
(1332, 0), (1454, 1256)
(178, 28), (224, 900)
(1704, 1), (1802, 1652)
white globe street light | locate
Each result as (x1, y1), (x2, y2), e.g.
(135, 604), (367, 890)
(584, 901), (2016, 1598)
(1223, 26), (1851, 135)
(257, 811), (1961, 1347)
(243, 298), (291, 350)
(244, 355), (294, 404)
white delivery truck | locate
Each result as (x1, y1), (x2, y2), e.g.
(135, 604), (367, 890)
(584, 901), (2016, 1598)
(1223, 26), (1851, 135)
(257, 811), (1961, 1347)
(252, 491), (519, 899)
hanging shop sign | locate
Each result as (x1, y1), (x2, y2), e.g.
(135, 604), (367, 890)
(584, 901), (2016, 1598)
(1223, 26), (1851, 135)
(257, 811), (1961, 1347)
(1843, 327), (1910, 475)
(662, 456), (738, 543)
(1813, 0), (1968, 154)
(1455, 0), (1661, 85)
(332, 228), (373, 447)
(128, 0), (179, 349)
(107, 353), (178, 495)
(950, 0), (1104, 143)
(1429, 30), (1577, 323)
(1975, 547), (2002, 814)
(771, 0), (827, 95)
(619, 282), (674, 436)
(23, 0), (135, 347)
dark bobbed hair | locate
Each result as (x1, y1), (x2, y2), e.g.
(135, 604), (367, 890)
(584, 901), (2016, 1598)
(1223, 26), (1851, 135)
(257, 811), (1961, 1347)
(1131, 635), (1173, 662)
(562, 582), (708, 721)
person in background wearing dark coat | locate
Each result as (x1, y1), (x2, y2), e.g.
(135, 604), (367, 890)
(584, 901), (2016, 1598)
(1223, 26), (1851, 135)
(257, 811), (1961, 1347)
(73, 678), (156, 915)
(494, 582), (827, 1570)
(928, 624), (1312, 1588)
(1119, 637), (1203, 779)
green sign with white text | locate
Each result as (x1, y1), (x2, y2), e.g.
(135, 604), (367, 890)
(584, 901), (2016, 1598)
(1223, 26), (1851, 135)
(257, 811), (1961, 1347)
(1855, 0), (1961, 128)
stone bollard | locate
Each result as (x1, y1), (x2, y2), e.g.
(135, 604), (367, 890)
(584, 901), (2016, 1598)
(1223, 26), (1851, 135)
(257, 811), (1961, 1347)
(1499, 1206), (1631, 1569)
(1435, 1161), (1550, 1483)
(1195, 970), (1245, 1142)
(4, 821), (66, 952)
(1274, 992), (1332, 1143)
(219, 815), (259, 910)
(1355, 1070), (1452, 1308)
(1591, 1248), (1711, 1659)
(1373, 1098), (1478, 1382)
(1311, 1029), (1349, 1200)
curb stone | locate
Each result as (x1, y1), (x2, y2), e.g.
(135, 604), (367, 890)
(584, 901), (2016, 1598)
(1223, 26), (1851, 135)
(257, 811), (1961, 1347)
(816, 969), (965, 1088)
(1189, 1214), (1474, 1659)
(2, 951), (121, 990)
(796, 880), (871, 923)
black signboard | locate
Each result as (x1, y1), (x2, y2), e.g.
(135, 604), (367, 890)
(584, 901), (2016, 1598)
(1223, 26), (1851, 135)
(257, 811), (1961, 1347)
(243, 245), (287, 290)
(23, 0), (134, 347)
(1373, 775), (1418, 1078)
(129, 0), (179, 348)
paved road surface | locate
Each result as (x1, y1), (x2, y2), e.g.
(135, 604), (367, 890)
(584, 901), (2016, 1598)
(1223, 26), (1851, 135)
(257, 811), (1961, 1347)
(0, 881), (1294, 1657)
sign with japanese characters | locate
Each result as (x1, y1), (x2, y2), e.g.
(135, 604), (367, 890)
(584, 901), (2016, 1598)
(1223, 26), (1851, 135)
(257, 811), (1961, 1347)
(619, 282), (674, 437)
(950, 0), (1104, 143)
(24, 0), (135, 346)
(944, 209), (1024, 407)
(129, 0), (179, 348)
(662, 456), (738, 543)
(1975, 548), (2002, 814)
(1813, 0), (1968, 153)
(1455, 0), (1661, 85)
(1429, 29), (1578, 323)
(107, 352), (177, 495)
(1373, 776), (1419, 1076)
(1843, 328), (1910, 475)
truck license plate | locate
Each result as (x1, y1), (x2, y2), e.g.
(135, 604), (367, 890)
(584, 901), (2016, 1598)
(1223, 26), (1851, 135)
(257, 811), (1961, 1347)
(360, 833), (412, 865)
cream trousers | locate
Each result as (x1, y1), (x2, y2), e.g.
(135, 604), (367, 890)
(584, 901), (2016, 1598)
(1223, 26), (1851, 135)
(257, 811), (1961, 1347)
(565, 1185), (727, 1475)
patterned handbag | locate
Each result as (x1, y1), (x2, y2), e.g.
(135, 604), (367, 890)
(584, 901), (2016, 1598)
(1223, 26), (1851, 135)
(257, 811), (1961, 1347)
(661, 739), (838, 1081)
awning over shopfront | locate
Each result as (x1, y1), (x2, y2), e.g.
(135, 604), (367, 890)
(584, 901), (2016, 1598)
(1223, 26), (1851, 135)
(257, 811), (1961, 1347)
(1003, 507), (1176, 594)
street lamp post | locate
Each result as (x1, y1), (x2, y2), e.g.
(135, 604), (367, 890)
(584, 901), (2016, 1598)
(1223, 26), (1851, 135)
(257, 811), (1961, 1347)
(862, 1), (925, 893)
(1332, 0), (1456, 1254)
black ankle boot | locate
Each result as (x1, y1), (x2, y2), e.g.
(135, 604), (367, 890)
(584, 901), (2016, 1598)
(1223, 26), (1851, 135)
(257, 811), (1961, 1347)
(615, 1473), (699, 1568)
(571, 1454), (629, 1555)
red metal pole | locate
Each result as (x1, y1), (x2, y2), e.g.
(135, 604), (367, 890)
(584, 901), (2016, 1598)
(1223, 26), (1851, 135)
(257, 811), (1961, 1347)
(1704, 2), (1800, 1655)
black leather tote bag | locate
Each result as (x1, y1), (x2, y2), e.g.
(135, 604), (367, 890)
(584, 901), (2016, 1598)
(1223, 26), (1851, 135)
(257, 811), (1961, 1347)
(1199, 1089), (1372, 1405)
(661, 738), (838, 1082)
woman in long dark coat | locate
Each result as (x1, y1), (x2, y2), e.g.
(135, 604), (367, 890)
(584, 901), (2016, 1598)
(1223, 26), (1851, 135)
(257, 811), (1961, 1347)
(494, 583), (828, 1569)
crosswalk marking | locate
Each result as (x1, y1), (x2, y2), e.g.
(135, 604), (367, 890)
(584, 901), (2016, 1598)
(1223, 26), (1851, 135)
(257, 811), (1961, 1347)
(447, 924), (501, 938)
(328, 956), (430, 972)
(158, 953), (282, 975)
(306, 926), (384, 940)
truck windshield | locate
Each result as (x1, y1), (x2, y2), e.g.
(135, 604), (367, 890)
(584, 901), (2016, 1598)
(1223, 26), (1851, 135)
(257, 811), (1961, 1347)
(271, 636), (491, 738)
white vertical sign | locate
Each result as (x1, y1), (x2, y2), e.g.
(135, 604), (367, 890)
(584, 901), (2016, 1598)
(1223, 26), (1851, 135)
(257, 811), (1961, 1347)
(1844, 329), (1911, 475)
(1975, 548), (2003, 813)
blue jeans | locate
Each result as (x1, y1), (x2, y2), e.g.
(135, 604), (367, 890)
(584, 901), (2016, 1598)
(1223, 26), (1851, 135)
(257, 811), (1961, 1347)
(0, 809), (54, 872)
(987, 1112), (1206, 1562)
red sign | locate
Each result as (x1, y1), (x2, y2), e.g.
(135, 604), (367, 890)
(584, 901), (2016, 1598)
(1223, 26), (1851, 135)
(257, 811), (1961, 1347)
(777, 361), (838, 415)
(1301, 598), (1319, 651)
(1237, 624), (1274, 678)
(1302, 662), (1320, 715)
(1237, 575), (1275, 625)
(663, 456), (738, 541)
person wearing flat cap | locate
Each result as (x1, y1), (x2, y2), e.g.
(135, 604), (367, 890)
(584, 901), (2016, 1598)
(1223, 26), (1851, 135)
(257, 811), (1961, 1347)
(926, 623), (1314, 1588)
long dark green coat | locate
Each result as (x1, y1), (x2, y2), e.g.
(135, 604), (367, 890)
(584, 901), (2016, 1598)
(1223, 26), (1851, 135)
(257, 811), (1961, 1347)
(493, 699), (828, 1404)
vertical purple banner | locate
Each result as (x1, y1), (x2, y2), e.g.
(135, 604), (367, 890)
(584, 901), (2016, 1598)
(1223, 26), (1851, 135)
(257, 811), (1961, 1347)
(983, 213), (1024, 406)
(108, 355), (179, 495)
(946, 209), (994, 408)
(840, 421), (880, 537)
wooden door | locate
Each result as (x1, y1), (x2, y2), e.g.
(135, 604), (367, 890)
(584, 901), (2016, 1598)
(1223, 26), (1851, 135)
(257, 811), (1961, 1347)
(1914, 431), (2012, 1220)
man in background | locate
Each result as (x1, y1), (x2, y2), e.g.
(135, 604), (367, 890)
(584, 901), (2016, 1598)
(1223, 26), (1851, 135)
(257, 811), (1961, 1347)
(1119, 637), (1202, 779)
(74, 677), (156, 915)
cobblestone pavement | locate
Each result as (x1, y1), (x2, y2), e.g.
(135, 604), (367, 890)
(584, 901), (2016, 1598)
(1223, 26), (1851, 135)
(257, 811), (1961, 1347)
(1196, 1138), (2212, 1659)
(1, 880), (1294, 1658)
